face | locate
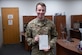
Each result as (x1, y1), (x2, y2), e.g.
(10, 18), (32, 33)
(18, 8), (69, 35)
(36, 5), (46, 20)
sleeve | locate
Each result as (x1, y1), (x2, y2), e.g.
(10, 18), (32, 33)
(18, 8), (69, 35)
(49, 24), (58, 48)
(25, 24), (38, 46)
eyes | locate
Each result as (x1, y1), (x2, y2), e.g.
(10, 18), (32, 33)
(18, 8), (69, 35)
(38, 9), (45, 12)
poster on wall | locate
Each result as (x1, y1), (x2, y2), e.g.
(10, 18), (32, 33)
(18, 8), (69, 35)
(8, 14), (13, 19)
(8, 20), (13, 25)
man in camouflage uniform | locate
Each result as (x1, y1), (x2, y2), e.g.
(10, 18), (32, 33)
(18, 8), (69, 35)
(25, 2), (57, 55)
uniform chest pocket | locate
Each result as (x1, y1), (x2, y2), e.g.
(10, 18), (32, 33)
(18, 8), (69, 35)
(40, 27), (51, 35)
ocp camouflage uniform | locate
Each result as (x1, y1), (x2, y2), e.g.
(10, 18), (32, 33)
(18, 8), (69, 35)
(25, 18), (57, 55)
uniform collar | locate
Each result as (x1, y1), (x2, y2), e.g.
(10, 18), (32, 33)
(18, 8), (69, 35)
(36, 17), (47, 23)
(35, 17), (47, 27)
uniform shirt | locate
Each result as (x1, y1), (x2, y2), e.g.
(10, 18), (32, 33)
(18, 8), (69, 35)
(25, 18), (57, 55)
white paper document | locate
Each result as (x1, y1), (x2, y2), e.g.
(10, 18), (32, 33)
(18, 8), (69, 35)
(8, 14), (13, 19)
(39, 35), (48, 50)
(8, 20), (13, 25)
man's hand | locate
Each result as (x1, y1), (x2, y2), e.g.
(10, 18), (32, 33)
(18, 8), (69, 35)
(34, 35), (39, 42)
(43, 45), (50, 52)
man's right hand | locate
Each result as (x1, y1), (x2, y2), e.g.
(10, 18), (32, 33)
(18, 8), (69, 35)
(34, 35), (39, 42)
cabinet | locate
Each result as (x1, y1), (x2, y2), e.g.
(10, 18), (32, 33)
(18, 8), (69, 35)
(71, 15), (82, 28)
(70, 15), (82, 40)
(54, 15), (66, 39)
(70, 29), (81, 40)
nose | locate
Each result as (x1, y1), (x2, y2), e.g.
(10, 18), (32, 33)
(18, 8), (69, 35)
(40, 10), (43, 13)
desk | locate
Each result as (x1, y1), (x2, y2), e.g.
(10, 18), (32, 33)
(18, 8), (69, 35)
(21, 32), (31, 51)
(70, 29), (81, 39)
(56, 38), (82, 55)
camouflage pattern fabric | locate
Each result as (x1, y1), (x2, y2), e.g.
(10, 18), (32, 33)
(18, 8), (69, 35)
(25, 18), (57, 55)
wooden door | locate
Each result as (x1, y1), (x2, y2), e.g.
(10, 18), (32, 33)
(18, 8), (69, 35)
(2, 8), (20, 44)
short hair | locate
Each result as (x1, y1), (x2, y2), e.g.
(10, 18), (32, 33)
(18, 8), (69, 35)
(36, 2), (46, 10)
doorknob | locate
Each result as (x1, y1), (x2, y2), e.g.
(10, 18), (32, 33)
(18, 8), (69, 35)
(3, 27), (5, 31)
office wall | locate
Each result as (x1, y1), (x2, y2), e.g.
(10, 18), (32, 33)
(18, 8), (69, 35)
(0, 0), (82, 46)
(0, 2), (2, 47)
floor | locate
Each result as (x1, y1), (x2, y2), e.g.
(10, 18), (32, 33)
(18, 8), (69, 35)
(0, 43), (56, 55)
(0, 43), (31, 55)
